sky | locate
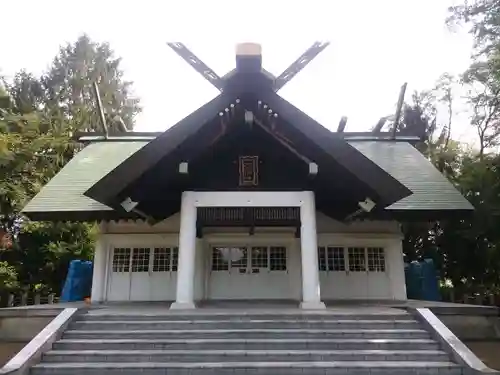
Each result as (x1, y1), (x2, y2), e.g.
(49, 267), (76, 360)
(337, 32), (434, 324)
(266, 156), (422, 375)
(2, 0), (475, 141)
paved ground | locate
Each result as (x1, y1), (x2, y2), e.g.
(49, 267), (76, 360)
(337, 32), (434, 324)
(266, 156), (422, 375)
(0, 342), (25, 367)
(465, 341), (500, 370)
(85, 303), (407, 316)
(3, 299), (497, 311)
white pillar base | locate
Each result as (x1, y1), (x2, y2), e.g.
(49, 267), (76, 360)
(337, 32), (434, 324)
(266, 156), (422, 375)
(300, 301), (327, 310)
(170, 301), (197, 310)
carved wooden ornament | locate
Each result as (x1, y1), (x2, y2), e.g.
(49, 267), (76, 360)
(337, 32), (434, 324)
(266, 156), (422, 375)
(239, 156), (259, 186)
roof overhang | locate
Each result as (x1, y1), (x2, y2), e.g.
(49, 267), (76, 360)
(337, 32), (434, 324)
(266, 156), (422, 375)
(23, 210), (141, 222)
(21, 137), (474, 223)
(84, 89), (411, 216)
(84, 43), (411, 212)
(84, 93), (236, 207)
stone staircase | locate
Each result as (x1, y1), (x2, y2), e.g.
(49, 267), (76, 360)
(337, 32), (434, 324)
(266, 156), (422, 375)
(30, 309), (464, 375)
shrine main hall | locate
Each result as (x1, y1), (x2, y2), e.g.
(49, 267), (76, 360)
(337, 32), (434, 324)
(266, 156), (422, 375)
(23, 43), (473, 309)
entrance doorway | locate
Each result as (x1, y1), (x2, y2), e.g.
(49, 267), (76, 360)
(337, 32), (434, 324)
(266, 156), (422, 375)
(207, 243), (294, 300)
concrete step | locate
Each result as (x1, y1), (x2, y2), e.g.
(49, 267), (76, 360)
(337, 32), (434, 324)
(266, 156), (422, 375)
(30, 361), (463, 375)
(43, 349), (452, 363)
(77, 312), (413, 322)
(63, 328), (430, 340)
(70, 319), (421, 330)
(53, 338), (441, 351)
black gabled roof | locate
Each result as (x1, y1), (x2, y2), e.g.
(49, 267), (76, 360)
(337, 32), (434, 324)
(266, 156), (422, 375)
(84, 93), (235, 206)
(84, 92), (411, 211)
(23, 138), (474, 222)
(84, 61), (411, 211)
(256, 91), (412, 205)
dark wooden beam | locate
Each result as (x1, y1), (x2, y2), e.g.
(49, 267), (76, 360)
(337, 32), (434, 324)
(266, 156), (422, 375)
(84, 93), (236, 208)
(337, 116), (348, 133)
(167, 43), (224, 91)
(273, 42), (330, 91)
(92, 82), (108, 136)
(252, 115), (312, 165)
(256, 90), (412, 207)
(392, 82), (408, 139)
(372, 117), (388, 133)
(73, 130), (421, 142)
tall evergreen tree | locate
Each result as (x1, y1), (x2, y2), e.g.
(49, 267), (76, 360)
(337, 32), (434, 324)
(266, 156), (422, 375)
(42, 34), (141, 131)
(0, 34), (140, 295)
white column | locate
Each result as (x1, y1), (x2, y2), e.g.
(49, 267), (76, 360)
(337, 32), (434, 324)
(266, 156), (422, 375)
(90, 236), (107, 303)
(389, 239), (407, 300)
(171, 191), (197, 309)
(299, 191), (326, 309)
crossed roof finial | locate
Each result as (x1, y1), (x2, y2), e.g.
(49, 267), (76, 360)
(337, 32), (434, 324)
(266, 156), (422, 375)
(166, 42), (330, 93)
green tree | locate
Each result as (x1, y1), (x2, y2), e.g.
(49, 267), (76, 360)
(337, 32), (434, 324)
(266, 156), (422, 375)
(462, 58), (500, 157)
(447, 0), (500, 55)
(0, 261), (19, 292)
(0, 34), (140, 294)
(0, 92), (88, 293)
(437, 153), (500, 294)
(42, 34), (141, 131)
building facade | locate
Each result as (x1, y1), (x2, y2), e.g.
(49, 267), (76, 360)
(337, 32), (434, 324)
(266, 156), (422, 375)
(22, 43), (473, 309)
(90, 209), (406, 308)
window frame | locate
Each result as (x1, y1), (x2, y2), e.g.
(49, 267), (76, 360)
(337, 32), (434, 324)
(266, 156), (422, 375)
(109, 236), (179, 276)
(210, 244), (288, 273)
(317, 245), (387, 273)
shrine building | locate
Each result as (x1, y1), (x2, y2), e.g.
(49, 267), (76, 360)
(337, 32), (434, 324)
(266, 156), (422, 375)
(22, 43), (473, 309)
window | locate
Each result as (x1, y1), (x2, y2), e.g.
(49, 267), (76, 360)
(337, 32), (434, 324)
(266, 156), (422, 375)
(318, 246), (345, 271)
(251, 247), (268, 273)
(348, 247), (366, 272)
(318, 247), (327, 271)
(211, 247), (229, 271)
(367, 247), (385, 272)
(171, 247), (179, 271)
(270, 246), (287, 271)
(131, 247), (150, 272)
(153, 247), (178, 272)
(318, 246), (386, 273)
(330, 247), (345, 271)
(112, 248), (131, 272)
(231, 247), (248, 274)
(211, 246), (287, 272)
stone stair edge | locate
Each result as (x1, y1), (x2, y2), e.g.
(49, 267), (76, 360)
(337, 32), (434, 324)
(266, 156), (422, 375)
(32, 361), (461, 369)
(55, 338), (438, 343)
(64, 328), (428, 333)
(79, 313), (411, 318)
(73, 317), (418, 324)
(45, 349), (449, 355)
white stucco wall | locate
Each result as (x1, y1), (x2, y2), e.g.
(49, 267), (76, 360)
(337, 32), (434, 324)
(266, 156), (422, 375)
(91, 211), (406, 303)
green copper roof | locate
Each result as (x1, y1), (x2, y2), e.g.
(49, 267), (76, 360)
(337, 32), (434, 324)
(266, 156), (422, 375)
(22, 141), (147, 214)
(22, 139), (473, 218)
(350, 141), (473, 211)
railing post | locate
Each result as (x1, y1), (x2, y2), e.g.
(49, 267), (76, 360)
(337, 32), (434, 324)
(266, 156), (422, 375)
(20, 292), (28, 306)
(7, 293), (14, 307)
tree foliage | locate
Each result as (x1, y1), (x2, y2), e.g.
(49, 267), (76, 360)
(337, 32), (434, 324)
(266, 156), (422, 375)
(447, 0), (500, 55)
(374, 67), (500, 295)
(0, 34), (140, 294)
(42, 34), (141, 131)
(462, 57), (500, 156)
